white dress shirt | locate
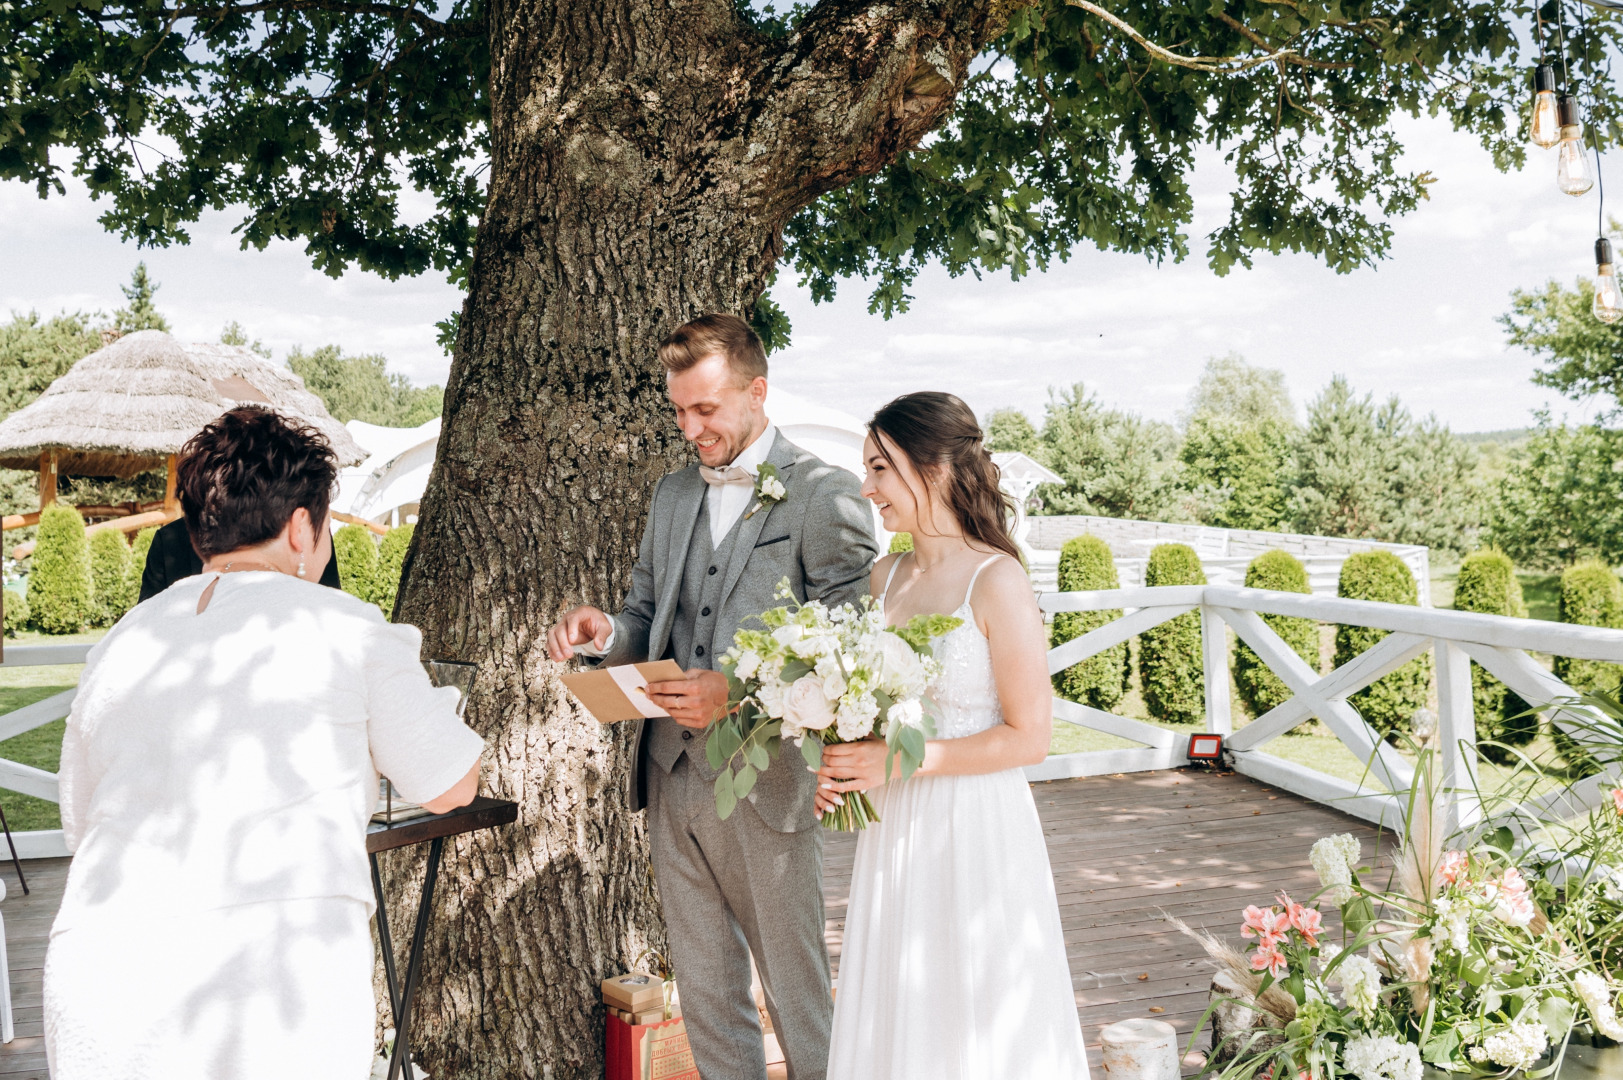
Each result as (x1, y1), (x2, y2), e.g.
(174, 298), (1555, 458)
(706, 424), (776, 547)
(576, 423), (776, 658)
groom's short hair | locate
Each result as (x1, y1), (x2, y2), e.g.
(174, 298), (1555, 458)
(658, 313), (767, 384)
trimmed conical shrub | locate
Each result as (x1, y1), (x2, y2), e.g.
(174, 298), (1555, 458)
(88, 528), (133, 626)
(28, 504), (95, 634)
(1453, 549), (1534, 763)
(373, 523), (414, 618)
(128, 525), (158, 608)
(1051, 534), (1127, 710)
(333, 523), (379, 603)
(1233, 550), (1318, 719)
(3, 588), (28, 638)
(1139, 543), (1206, 724)
(1335, 551), (1431, 741)
(1553, 559), (1623, 773)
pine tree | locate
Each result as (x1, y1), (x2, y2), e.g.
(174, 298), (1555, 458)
(112, 263), (171, 334)
(88, 528), (133, 626)
(28, 504), (95, 634)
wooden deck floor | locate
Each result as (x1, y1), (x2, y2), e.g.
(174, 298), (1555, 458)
(0, 768), (1386, 1078)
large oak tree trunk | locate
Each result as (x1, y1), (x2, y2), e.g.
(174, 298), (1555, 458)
(387, 3), (1007, 1077)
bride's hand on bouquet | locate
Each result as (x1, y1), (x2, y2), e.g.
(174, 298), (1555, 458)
(814, 739), (889, 816)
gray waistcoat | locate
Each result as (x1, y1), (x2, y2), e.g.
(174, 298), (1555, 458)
(645, 498), (749, 776)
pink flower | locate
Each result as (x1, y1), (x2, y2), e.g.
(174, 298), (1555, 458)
(1612, 788), (1623, 817)
(1250, 942), (1289, 978)
(1241, 905), (1288, 947)
(1277, 892), (1323, 947)
(1439, 850), (1469, 886)
(1492, 867), (1535, 928)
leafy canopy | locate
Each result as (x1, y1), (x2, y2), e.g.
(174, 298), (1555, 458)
(1503, 273), (1623, 413)
(6, 1), (1617, 314)
(288, 345), (443, 427)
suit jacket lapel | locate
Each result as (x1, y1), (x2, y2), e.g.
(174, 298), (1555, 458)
(718, 432), (802, 609)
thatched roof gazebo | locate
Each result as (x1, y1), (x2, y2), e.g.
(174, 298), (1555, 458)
(0, 329), (368, 540)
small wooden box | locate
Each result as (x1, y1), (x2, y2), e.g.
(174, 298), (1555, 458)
(602, 972), (666, 1013)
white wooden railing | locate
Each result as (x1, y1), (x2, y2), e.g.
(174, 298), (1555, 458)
(4, 588), (1621, 860)
(0, 643), (90, 858)
(1020, 586), (1623, 838)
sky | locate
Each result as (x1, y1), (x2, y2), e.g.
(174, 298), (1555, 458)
(0, 112), (1613, 434)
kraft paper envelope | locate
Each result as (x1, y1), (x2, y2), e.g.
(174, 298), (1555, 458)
(561, 660), (687, 724)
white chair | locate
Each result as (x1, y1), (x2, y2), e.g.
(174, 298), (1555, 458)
(0, 876), (13, 1043)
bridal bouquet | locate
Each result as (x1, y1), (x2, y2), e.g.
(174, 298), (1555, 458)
(704, 579), (960, 831)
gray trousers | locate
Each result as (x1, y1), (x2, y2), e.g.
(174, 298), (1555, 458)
(647, 754), (831, 1080)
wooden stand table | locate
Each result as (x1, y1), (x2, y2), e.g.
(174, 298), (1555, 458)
(368, 796), (518, 1080)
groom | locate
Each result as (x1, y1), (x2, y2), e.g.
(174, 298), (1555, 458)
(547, 314), (878, 1080)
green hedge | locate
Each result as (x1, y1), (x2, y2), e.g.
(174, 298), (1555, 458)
(1454, 549), (1535, 763)
(1335, 551), (1431, 741)
(1553, 559), (1623, 773)
(1139, 543), (1206, 724)
(1233, 550), (1318, 719)
(28, 504), (95, 634)
(1051, 534), (1127, 710)
(88, 529), (133, 626)
(888, 532), (913, 554)
(333, 524), (379, 603)
(372, 523), (414, 617)
(3, 588), (27, 637)
(128, 526), (157, 609)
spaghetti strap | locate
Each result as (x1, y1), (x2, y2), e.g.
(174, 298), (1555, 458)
(880, 552), (909, 605)
(960, 554), (1004, 612)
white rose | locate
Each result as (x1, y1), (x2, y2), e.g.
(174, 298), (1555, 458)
(821, 671), (847, 700)
(783, 677), (838, 735)
(875, 632), (925, 695)
(760, 475), (786, 500)
(772, 624), (803, 648)
(886, 698), (924, 731)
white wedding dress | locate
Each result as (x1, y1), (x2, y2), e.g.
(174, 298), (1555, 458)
(827, 555), (1091, 1080)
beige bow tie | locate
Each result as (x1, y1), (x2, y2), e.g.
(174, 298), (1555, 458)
(699, 465), (754, 488)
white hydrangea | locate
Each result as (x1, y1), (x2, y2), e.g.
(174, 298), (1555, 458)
(1471, 1022), (1548, 1071)
(835, 693), (879, 742)
(756, 677), (788, 719)
(1334, 954), (1382, 1021)
(1340, 1033), (1422, 1080)
(1311, 834), (1362, 905)
(887, 698), (925, 731)
(733, 649), (762, 681)
(1575, 971), (1623, 1039)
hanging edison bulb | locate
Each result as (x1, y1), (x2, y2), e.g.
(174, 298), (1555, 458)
(1595, 239), (1622, 324)
(1531, 65), (1561, 148)
(1557, 96), (1595, 195)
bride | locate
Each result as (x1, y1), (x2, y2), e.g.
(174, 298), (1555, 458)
(818, 391), (1091, 1080)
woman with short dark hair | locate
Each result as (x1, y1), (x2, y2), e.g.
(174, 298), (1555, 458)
(43, 406), (483, 1080)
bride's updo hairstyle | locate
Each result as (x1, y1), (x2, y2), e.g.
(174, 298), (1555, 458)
(868, 392), (1021, 563)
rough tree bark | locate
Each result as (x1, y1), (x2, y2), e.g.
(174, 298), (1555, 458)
(388, 3), (1015, 1076)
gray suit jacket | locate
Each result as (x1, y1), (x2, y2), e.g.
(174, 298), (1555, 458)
(597, 431), (878, 831)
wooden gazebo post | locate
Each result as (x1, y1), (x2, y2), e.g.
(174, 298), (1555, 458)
(38, 450), (55, 513)
(164, 454), (178, 517)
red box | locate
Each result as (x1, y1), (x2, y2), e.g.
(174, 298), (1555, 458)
(606, 1012), (699, 1080)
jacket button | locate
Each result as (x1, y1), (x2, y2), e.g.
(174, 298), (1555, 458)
(681, 731), (692, 741)
(694, 645), (706, 657)
(701, 607), (711, 617)
(707, 566), (718, 576)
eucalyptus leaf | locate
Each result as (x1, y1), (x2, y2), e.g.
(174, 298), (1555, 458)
(800, 735), (823, 769)
(734, 764), (757, 798)
(747, 742), (770, 772)
(704, 728), (726, 771)
(715, 770), (738, 820)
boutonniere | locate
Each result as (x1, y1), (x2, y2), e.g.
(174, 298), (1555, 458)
(745, 464), (787, 520)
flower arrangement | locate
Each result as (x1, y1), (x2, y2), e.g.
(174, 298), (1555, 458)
(1186, 752), (1623, 1079)
(704, 579), (960, 831)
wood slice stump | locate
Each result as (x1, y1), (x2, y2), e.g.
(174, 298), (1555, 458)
(1099, 1017), (1180, 1079)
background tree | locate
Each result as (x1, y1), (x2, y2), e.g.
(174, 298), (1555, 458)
(1486, 418), (1623, 569)
(27, 504), (95, 635)
(288, 345), (444, 427)
(1335, 550), (1431, 741)
(1452, 548), (1534, 763)
(985, 407), (1043, 458)
(0, 310), (102, 418)
(1502, 274), (1623, 411)
(1138, 542), (1206, 724)
(1050, 533), (1126, 710)
(1232, 550), (1318, 719)
(1179, 353), (1294, 429)
(1039, 383), (1182, 519)
(10, 0), (1613, 1073)
(220, 321), (273, 359)
(1179, 416), (1293, 530)
(111, 262), (170, 335)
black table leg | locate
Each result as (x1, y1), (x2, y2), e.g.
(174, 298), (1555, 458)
(371, 837), (445, 1080)
(0, 805), (27, 896)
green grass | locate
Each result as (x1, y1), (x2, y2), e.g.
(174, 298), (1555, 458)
(0, 629), (100, 832)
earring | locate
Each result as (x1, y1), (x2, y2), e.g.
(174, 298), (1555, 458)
(297, 556), (307, 579)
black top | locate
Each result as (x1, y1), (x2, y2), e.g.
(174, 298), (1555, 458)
(138, 517), (343, 602)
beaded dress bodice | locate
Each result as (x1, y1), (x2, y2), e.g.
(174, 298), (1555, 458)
(882, 555), (1005, 741)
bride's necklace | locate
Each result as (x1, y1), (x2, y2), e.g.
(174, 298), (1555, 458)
(217, 560), (283, 575)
